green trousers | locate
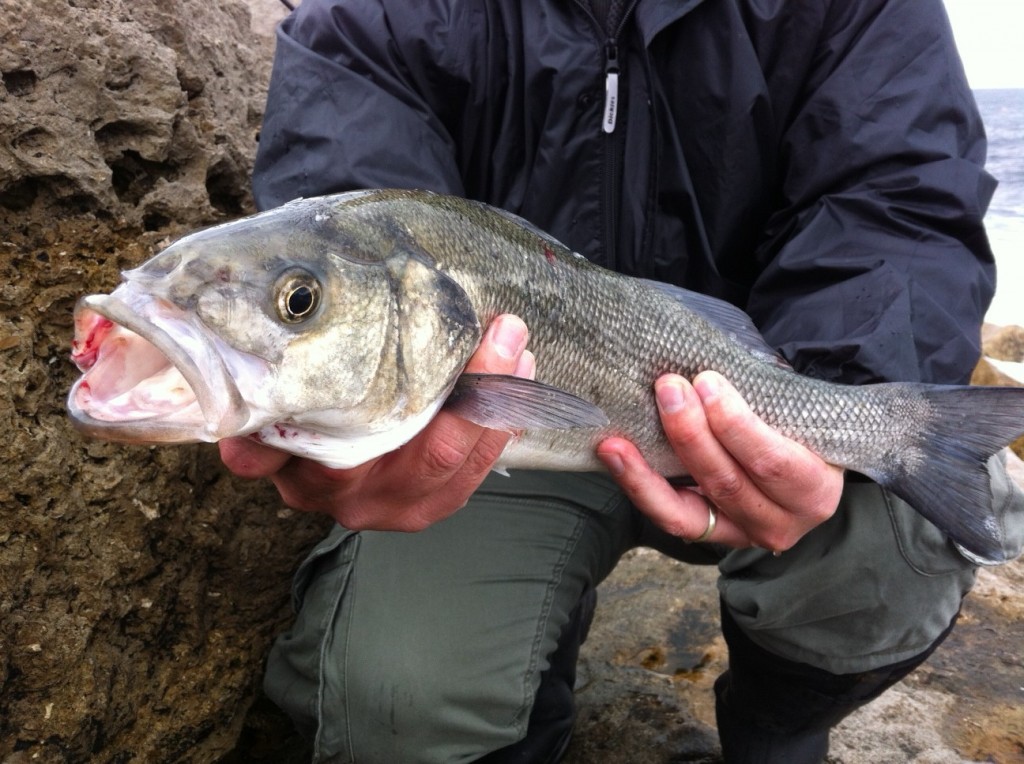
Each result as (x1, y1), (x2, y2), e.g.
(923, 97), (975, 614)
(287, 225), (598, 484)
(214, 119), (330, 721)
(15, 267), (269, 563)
(264, 468), (998, 763)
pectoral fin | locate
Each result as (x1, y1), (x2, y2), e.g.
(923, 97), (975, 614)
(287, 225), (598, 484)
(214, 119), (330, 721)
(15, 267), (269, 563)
(444, 373), (609, 431)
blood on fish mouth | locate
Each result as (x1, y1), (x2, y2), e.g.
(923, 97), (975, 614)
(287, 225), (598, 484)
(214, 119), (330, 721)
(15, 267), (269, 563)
(70, 315), (114, 369)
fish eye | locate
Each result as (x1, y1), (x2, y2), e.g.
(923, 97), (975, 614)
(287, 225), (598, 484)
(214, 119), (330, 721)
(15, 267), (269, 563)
(275, 270), (322, 323)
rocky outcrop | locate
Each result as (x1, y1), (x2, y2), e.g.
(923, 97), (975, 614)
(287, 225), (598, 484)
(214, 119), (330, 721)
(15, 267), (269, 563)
(563, 522), (1024, 764)
(973, 323), (1024, 459)
(0, 2), (333, 762)
(982, 323), (1024, 365)
(0, 0), (263, 233)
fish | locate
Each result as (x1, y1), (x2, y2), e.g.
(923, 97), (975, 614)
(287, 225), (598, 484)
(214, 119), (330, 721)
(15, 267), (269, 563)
(67, 189), (1024, 563)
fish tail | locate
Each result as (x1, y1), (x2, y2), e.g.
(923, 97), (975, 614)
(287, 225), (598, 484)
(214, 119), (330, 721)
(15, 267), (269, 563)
(865, 384), (1024, 565)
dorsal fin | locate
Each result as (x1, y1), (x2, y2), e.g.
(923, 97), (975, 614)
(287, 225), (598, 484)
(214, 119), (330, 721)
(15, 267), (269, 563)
(642, 280), (791, 369)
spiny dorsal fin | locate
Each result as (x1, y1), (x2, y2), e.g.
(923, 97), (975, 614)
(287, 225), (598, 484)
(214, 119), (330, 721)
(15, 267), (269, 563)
(642, 280), (791, 369)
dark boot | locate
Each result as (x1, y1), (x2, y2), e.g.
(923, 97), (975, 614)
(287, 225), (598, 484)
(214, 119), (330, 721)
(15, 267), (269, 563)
(476, 586), (597, 764)
(714, 601), (958, 764)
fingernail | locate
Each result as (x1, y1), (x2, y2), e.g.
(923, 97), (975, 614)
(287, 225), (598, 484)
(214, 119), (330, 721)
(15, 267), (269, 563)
(693, 372), (721, 405)
(600, 452), (625, 476)
(491, 316), (527, 359)
(514, 349), (536, 380)
(656, 377), (686, 414)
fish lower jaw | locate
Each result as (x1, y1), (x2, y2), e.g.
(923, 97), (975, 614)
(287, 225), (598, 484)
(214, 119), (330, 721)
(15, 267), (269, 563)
(68, 388), (214, 445)
(68, 354), (250, 445)
(68, 349), (215, 440)
(74, 372), (200, 421)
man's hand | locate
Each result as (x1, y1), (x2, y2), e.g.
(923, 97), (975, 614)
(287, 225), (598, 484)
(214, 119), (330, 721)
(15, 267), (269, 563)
(219, 315), (533, 532)
(597, 372), (844, 551)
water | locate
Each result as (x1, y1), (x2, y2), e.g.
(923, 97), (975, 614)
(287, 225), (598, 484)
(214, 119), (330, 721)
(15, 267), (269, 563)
(976, 88), (1024, 327)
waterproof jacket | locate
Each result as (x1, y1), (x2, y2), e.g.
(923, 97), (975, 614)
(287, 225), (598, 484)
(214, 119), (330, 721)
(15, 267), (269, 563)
(253, 0), (996, 388)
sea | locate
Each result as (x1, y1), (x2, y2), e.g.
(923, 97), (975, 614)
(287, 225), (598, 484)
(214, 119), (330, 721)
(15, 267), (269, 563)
(976, 88), (1024, 327)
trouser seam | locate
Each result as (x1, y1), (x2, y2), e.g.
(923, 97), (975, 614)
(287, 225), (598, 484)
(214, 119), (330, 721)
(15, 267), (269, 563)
(312, 532), (360, 763)
(512, 501), (587, 739)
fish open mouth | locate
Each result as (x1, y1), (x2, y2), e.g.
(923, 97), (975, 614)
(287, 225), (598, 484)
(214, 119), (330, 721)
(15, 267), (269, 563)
(67, 285), (252, 444)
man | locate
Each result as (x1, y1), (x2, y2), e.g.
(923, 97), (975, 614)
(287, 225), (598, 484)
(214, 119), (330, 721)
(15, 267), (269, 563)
(222, 1), (1024, 761)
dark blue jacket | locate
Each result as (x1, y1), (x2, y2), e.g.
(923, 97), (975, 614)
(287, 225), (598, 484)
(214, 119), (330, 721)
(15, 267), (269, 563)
(254, 0), (996, 387)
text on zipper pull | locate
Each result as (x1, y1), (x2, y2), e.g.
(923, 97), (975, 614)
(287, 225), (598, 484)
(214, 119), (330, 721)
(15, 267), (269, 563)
(603, 70), (619, 133)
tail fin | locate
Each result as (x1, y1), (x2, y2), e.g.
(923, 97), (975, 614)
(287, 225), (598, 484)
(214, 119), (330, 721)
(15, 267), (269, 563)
(864, 385), (1024, 565)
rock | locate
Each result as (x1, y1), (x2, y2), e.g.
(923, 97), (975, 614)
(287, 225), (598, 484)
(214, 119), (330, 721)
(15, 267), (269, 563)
(972, 358), (1023, 387)
(563, 550), (724, 764)
(563, 545), (1024, 764)
(0, 0), (265, 234)
(0, 1), (332, 762)
(973, 324), (1024, 460)
(829, 687), (964, 764)
(247, 0), (290, 39)
(1008, 450), (1024, 489)
(982, 323), (1024, 363)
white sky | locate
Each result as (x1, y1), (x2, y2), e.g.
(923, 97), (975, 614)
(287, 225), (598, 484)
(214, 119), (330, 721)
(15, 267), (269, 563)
(944, 0), (1024, 89)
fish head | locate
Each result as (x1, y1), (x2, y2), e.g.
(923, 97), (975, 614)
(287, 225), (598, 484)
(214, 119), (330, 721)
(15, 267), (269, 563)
(67, 193), (483, 466)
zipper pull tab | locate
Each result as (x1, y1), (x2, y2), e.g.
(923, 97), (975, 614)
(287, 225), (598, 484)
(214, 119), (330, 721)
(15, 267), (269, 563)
(602, 42), (619, 134)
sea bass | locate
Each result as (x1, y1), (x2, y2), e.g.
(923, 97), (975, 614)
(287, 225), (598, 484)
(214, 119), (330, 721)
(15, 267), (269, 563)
(68, 189), (1024, 563)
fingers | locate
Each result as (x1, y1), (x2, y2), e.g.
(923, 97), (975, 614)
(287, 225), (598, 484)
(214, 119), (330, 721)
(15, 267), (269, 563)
(653, 373), (778, 539)
(467, 314), (532, 375)
(692, 371), (843, 516)
(600, 371), (844, 552)
(596, 436), (750, 547)
(373, 314), (530, 492)
(653, 374), (749, 505)
(219, 436), (292, 479)
(218, 436), (358, 517)
(660, 371), (843, 550)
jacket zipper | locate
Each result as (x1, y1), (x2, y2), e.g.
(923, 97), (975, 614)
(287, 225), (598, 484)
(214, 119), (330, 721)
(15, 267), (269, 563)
(575, 0), (640, 269)
(603, 40), (621, 268)
(603, 2), (639, 270)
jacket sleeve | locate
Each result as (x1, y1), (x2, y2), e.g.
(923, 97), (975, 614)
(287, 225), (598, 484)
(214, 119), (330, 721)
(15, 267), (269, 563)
(251, 0), (469, 210)
(746, 0), (997, 386)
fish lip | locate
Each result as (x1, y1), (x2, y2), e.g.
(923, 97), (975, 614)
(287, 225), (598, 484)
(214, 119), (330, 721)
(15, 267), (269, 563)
(67, 287), (252, 442)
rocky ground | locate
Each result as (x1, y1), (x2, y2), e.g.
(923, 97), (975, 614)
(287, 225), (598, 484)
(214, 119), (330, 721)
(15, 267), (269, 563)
(563, 513), (1024, 764)
(0, 1), (1021, 762)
